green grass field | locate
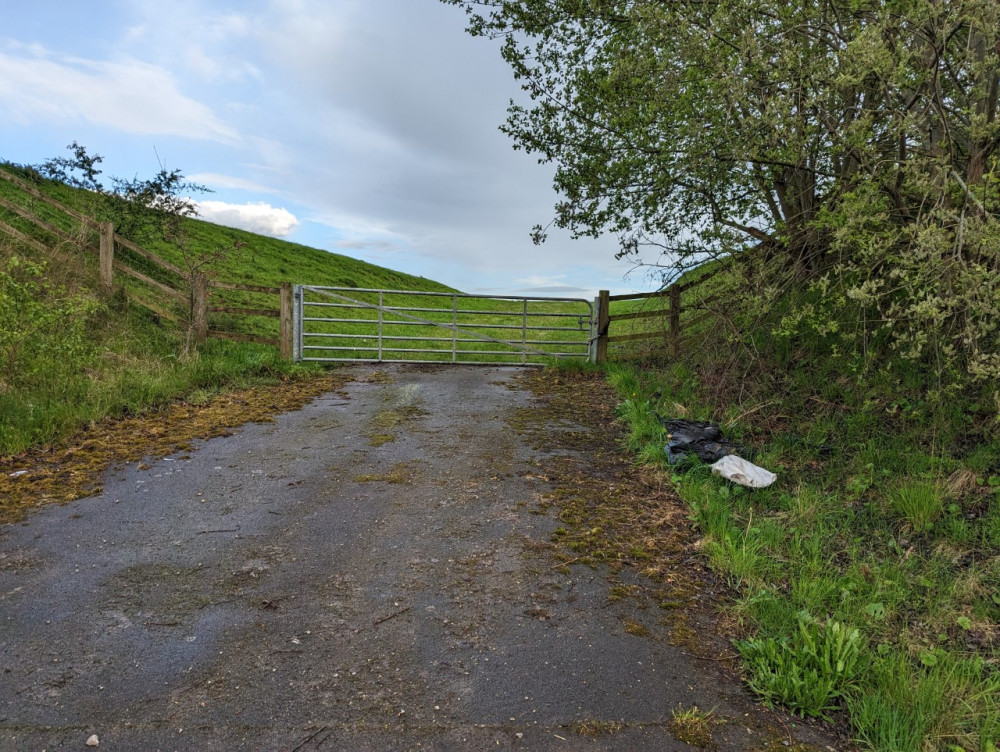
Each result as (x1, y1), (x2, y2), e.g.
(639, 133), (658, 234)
(0, 163), (455, 339)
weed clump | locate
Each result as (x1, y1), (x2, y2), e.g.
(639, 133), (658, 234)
(888, 480), (943, 534)
(668, 705), (715, 748)
(570, 719), (625, 736)
(737, 614), (863, 720)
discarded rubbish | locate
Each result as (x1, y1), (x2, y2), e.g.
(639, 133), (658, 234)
(8, 470), (28, 478)
(86, 734), (100, 747)
(711, 455), (777, 488)
(663, 419), (739, 465)
(662, 417), (777, 488)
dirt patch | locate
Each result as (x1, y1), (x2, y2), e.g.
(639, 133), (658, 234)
(362, 381), (428, 447)
(0, 370), (353, 523)
(354, 461), (421, 484)
(511, 369), (730, 657)
(102, 562), (213, 623)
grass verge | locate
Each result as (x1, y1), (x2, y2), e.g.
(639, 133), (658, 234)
(604, 361), (1000, 752)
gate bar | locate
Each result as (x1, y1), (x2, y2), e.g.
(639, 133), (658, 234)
(295, 285), (593, 365)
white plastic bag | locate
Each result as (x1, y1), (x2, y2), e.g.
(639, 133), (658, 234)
(710, 455), (777, 488)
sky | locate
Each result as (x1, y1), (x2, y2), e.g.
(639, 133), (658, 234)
(0, 0), (660, 298)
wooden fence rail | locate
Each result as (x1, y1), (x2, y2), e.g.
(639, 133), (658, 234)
(0, 169), (99, 228)
(0, 218), (50, 254)
(0, 168), (294, 359)
(594, 267), (720, 363)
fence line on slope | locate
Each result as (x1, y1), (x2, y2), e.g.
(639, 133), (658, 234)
(0, 168), (293, 359)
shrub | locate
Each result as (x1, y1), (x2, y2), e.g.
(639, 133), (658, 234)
(0, 255), (98, 389)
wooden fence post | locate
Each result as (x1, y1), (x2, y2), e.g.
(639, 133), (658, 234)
(192, 273), (208, 344)
(596, 289), (610, 364)
(99, 222), (114, 297)
(669, 285), (681, 357)
(279, 282), (293, 361)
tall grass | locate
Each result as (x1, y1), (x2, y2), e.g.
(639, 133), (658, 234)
(0, 255), (307, 455)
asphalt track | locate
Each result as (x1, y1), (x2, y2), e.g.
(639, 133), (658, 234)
(0, 365), (840, 751)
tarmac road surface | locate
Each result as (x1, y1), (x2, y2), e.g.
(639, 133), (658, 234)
(0, 365), (841, 751)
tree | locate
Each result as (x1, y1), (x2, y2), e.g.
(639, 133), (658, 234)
(39, 140), (104, 192)
(102, 167), (211, 270)
(445, 0), (1000, 385)
(37, 143), (210, 252)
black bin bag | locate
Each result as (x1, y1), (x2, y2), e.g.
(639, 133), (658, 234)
(663, 419), (739, 465)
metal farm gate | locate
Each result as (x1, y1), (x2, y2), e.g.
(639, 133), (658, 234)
(293, 286), (594, 366)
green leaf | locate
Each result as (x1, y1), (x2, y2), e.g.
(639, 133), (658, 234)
(864, 602), (885, 620)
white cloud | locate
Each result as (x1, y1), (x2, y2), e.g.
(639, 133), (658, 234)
(120, 2), (257, 84)
(195, 200), (299, 237)
(518, 274), (569, 288)
(242, 137), (297, 174)
(307, 208), (409, 247)
(335, 239), (402, 253)
(0, 45), (238, 143)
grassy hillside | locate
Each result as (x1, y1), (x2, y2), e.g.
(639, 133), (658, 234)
(0, 162), (452, 294)
(0, 162), (451, 455)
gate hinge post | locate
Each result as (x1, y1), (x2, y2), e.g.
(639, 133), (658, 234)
(279, 282), (293, 361)
(292, 285), (303, 362)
